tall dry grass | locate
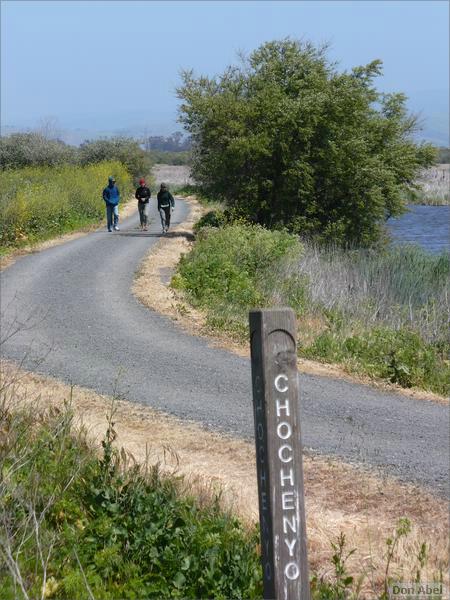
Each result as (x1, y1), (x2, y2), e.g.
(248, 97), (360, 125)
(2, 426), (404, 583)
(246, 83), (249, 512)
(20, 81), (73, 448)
(283, 242), (449, 345)
(406, 164), (449, 205)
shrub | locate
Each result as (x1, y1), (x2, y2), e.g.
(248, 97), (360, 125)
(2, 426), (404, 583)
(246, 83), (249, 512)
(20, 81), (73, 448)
(175, 224), (303, 313)
(0, 133), (78, 169)
(303, 326), (449, 394)
(174, 222), (449, 393)
(79, 137), (153, 180)
(193, 209), (228, 232)
(0, 405), (262, 599)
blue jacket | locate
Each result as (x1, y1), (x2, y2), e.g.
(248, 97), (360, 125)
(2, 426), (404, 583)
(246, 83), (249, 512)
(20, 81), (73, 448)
(103, 184), (120, 206)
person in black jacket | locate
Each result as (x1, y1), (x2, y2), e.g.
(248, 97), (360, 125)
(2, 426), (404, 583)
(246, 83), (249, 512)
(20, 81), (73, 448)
(157, 183), (175, 234)
(135, 178), (151, 231)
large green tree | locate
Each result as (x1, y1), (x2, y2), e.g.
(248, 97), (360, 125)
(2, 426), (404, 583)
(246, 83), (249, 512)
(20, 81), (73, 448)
(177, 39), (436, 245)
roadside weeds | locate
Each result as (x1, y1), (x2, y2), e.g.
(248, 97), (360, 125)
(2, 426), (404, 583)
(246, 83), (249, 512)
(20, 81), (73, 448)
(1, 359), (448, 594)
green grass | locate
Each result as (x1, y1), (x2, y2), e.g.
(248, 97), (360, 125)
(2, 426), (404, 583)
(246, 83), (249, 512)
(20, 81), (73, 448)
(304, 327), (449, 392)
(0, 162), (132, 252)
(173, 222), (449, 395)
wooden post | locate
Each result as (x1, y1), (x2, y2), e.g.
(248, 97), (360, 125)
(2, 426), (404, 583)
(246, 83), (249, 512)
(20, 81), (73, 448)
(249, 308), (310, 600)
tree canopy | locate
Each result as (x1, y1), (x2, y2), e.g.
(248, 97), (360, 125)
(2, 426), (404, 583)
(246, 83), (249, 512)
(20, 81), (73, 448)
(79, 137), (152, 179)
(177, 39), (436, 245)
(0, 133), (77, 169)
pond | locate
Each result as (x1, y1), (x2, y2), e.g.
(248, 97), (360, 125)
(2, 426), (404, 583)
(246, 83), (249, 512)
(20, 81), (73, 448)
(386, 205), (449, 254)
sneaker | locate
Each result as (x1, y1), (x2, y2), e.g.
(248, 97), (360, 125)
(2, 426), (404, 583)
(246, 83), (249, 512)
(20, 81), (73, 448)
(114, 225), (120, 231)
(108, 228), (112, 232)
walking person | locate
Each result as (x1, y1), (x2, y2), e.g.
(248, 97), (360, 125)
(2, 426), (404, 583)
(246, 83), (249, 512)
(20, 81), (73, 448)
(135, 178), (151, 231)
(157, 183), (175, 234)
(102, 176), (120, 232)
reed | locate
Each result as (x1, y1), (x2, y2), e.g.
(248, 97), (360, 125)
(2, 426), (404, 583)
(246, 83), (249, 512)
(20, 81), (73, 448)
(405, 165), (449, 205)
(289, 242), (449, 345)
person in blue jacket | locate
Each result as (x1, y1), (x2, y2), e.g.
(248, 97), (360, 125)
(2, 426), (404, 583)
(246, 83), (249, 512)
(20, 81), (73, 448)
(102, 176), (120, 232)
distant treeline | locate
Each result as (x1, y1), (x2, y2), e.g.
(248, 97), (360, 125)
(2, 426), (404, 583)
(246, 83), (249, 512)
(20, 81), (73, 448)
(0, 132), (191, 174)
(142, 132), (191, 152)
(0, 133), (152, 179)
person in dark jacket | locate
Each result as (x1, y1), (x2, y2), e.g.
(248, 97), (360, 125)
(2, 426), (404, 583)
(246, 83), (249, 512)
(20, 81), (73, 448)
(102, 176), (120, 232)
(135, 178), (151, 231)
(157, 183), (175, 234)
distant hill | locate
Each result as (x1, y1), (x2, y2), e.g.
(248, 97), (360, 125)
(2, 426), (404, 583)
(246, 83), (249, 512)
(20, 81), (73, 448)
(2, 89), (448, 147)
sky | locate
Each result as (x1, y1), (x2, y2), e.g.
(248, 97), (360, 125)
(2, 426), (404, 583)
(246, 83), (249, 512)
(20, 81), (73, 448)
(1, 0), (449, 144)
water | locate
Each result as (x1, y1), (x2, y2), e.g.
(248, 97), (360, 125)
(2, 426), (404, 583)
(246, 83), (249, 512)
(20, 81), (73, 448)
(386, 205), (449, 254)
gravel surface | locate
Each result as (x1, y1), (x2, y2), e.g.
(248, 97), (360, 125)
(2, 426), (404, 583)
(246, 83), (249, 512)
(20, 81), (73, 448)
(1, 199), (448, 496)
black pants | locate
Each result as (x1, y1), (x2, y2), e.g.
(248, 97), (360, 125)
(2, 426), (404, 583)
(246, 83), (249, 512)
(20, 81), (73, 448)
(138, 201), (149, 226)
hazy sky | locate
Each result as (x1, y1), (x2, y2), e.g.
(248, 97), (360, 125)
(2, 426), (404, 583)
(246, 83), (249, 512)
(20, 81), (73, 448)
(2, 0), (449, 140)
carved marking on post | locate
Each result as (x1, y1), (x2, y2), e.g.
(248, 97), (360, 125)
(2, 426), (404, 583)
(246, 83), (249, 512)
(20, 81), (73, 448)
(250, 309), (310, 600)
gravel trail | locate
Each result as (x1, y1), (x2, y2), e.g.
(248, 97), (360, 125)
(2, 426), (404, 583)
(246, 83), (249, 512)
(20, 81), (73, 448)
(1, 199), (448, 495)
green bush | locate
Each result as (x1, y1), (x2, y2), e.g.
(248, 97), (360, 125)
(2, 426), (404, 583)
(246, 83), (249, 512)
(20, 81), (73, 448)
(175, 224), (303, 313)
(178, 39), (436, 246)
(303, 326), (449, 394)
(79, 138), (152, 180)
(0, 161), (132, 249)
(193, 209), (228, 232)
(0, 405), (262, 599)
(174, 222), (449, 394)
